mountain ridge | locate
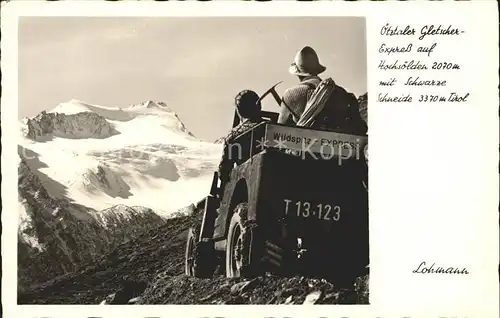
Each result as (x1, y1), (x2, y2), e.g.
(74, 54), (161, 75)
(17, 99), (222, 290)
(18, 157), (169, 290)
(18, 99), (222, 215)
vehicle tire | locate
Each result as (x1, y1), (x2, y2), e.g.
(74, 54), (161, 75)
(185, 225), (216, 278)
(225, 203), (263, 278)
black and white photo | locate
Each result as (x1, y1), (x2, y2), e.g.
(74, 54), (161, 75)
(2, 2), (497, 318)
(15, 16), (368, 305)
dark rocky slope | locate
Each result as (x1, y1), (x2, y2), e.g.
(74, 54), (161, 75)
(18, 159), (167, 291)
(358, 92), (368, 124)
(18, 210), (369, 305)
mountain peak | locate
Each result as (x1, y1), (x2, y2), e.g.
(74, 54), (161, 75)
(25, 98), (198, 141)
(131, 100), (171, 111)
(69, 98), (90, 106)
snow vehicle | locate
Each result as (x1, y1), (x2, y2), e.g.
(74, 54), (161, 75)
(185, 82), (369, 285)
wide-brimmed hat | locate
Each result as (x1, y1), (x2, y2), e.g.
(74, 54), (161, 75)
(288, 46), (326, 77)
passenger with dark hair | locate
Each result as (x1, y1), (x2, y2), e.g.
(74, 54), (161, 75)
(217, 90), (264, 184)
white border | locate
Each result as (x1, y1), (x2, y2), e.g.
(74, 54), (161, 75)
(2, 1), (499, 318)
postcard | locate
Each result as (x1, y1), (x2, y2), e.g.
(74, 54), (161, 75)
(1, 1), (498, 318)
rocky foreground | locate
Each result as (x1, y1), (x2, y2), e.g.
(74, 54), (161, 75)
(18, 211), (369, 305)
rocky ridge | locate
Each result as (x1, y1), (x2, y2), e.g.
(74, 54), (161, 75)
(24, 111), (118, 141)
(358, 93), (368, 124)
(18, 158), (167, 291)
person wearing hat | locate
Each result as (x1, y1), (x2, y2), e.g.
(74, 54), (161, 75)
(217, 89), (264, 185)
(278, 46), (367, 136)
(278, 46), (326, 125)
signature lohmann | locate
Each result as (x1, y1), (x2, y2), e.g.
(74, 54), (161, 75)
(413, 261), (469, 275)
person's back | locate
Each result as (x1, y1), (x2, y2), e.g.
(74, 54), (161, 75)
(300, 80), (367, 135)
(278, 76), (322, 125)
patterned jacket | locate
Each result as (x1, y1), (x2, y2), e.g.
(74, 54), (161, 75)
(278, 76), (367, 135)
(278, 76), (322, 125)
(217, 118), (263, 182)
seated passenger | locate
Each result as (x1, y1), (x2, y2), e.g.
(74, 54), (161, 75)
(279, 46), (367, 135)
(278, 46), (324, 125)
(217, 90), (264, 184)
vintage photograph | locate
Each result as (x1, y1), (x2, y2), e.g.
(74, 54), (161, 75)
(16, 16), (369, 305)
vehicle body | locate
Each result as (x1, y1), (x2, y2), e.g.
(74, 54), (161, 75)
(185, 84), (369, 285)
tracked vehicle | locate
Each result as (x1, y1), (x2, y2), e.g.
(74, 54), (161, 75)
(185, 83), (369, 285)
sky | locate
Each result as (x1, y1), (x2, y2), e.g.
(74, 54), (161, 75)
(19, 17), (367, 141)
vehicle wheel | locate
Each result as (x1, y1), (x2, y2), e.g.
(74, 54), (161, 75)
(225, 203), (262, 278)
(185, 225), (216, 278)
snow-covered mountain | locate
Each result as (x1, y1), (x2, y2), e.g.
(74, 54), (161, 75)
(18, 99), (223, 289)
(19, 99), (222, 215)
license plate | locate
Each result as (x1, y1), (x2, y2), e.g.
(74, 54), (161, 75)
(283, 199), (340, 221)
